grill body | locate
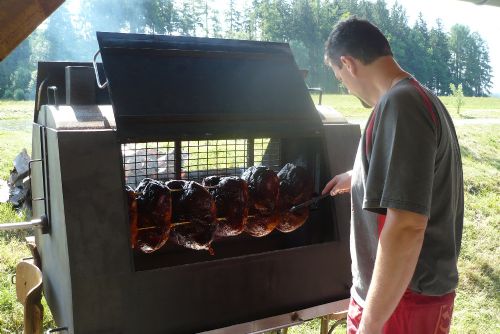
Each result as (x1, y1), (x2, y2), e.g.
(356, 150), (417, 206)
(31, 33), (361, 333)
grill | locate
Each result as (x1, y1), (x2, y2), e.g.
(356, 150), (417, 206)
(29, 32), (361, 333)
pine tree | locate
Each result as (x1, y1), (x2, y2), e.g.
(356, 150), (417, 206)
(429, 20), (452, 95)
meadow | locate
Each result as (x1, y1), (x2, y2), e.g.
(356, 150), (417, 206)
(0, 96), (499, 333)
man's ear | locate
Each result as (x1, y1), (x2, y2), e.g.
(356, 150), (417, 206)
(340, 56), (357, 76)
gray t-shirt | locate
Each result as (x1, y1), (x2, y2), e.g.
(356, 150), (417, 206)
(350, 77), (464, 307)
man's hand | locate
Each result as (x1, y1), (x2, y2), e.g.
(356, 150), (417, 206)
(322, 170), (352, 196)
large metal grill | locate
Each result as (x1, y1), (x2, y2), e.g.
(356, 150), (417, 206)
(28, 32), (361, 333)
(122, 138), (281, 187)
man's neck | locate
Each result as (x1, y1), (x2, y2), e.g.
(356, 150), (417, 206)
(363, 57), (410, 106)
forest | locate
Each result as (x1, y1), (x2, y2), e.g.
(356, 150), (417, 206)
(0, 0), (493, 99)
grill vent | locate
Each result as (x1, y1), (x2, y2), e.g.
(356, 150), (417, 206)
(122, 138), (281, 187)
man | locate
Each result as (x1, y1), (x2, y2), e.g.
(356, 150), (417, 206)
(322, 18), (463, 334)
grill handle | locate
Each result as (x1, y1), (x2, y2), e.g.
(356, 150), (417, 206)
(308, 87), (323, 105)
(0, 215), (48, 232)
(47, 86), (58, 107)
(93, 50), (108, 89)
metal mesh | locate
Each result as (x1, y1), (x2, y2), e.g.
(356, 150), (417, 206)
(253, 138), (281, 170)
(122, 142), (176, 186)
(122, 138), (281, 187)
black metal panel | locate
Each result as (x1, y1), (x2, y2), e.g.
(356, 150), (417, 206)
(35, 61), (110, 115)
(42, 128), (353, 333)
(125, 242), (352, 334)
(65, 66), (96, 105)
(96, 32), (322, 141)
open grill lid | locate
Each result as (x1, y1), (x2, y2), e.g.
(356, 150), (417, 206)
(96, 32), (323, 142)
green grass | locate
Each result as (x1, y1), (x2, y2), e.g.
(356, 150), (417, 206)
(0, 98), (499, 333)
(317, 94), (500, 119)
(452, 125), (500, 334)
(0, 203), (56, 331)
(0, 100), (33, 181)
(0, 131), (32, 181)
(0, 100), (33, 120)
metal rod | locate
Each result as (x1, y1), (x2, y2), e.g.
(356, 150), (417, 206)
(42, 125), (51, 233)
(247, 138), (254, 167)
(0, 218), (45, 231)
(92, 50), (108, 89)
(174, 141), (182, 179)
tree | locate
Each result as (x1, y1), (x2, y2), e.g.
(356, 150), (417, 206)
(255, 0), (292, 42)
(467, 33), (492, 96)
(143, 0), (177, 34)
(177, 1), (201, 36)
(44, 5), (81, 61)
(449, 24), (492, 96)
(0, 0), (494, 98)
(0, 39), (32, 99)
(209, 8), (223, 38)
(407, 14), (432, 87)
(450, 83), (465, 115)
(429, 20), (452, 95)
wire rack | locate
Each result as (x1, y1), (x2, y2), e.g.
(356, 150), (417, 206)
(122, 138), (281, 187)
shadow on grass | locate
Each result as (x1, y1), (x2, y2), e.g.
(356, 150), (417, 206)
(467, 262), (500, 304)
(460, 145), (500, 171)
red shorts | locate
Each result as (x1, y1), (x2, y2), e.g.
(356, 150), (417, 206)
(347, 289), (455, 334)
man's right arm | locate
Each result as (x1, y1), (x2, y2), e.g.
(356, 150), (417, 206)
(322, 170), (352, 196)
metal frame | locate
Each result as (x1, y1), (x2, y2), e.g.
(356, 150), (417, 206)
(200, 298), (349, 334)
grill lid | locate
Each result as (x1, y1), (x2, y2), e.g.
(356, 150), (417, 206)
(96, 32), (323, 142)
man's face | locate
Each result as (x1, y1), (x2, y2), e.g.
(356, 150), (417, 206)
(331, 62), (372, 108)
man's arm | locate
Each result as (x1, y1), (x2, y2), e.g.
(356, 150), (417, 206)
(359, 208), (428, 334)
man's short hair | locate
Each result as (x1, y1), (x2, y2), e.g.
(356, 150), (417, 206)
(324, 17), (393, 68)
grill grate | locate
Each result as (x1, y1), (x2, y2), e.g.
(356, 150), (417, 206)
(122, 138), (281, 188)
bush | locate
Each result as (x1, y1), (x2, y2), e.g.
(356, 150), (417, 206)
(450, 83), (465, 116)
(12, 89), (25, 101)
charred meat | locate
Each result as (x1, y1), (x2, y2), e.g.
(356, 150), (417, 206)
(166, 180), (217, 253)
(134, 178), (172, 253)
(203, 176), (249, 237)
(241, 166), (280, 237)
(276, 163), (313, 232)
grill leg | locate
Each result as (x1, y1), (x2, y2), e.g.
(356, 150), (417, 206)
(322, 311), (348, 334)
(320, 316), (329, 334)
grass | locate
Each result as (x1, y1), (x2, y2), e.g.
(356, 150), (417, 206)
(0, 98), (499, 333)
(0, 100), (33, 181)
(316, 93), (500, 119)
(452, 125), (500, 334)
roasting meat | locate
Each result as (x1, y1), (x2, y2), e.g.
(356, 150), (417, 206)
(203, 176), (249, 237)
(276, 163), (313, 232)
(134, 178), (172, 253)
(166, 180), (217, 253)
(241, 166), (280, 237)
(126, 186), (139, 248)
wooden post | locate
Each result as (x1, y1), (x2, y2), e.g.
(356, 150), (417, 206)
(320, 316), (329, 334)
(16, 260), (44, 334)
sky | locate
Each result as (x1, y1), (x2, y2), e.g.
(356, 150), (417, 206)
(383, 0), (500, 95)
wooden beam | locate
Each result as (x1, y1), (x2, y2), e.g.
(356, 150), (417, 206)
(0, 0), (64, 61)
